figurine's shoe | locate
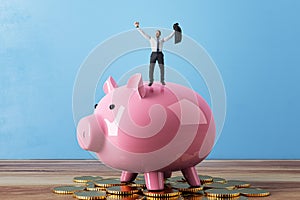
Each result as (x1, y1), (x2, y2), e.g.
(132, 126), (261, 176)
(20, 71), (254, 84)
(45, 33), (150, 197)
(148, 82), (153, 86)
(161, 81), (166, 85)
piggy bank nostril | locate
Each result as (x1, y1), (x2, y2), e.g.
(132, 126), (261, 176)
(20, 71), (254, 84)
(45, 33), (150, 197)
(83, 131), (86, 138)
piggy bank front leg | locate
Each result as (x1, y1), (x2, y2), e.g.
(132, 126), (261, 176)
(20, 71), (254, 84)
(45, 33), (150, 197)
(181, 166), (200, 186)
(120, 171), (138, 183)
(144, 172), (164, 190)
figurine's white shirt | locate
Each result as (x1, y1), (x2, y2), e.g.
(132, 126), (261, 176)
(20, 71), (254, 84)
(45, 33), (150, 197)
(137, 28), (175, 52)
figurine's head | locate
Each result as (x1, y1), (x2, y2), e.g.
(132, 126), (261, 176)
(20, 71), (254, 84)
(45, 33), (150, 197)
(156, 30), (161, 38)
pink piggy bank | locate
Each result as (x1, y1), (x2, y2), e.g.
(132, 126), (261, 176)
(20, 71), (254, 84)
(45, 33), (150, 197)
(77, 73), (215, 190)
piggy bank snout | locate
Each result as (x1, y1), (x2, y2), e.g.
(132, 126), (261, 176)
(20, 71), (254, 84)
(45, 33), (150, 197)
(77, 115), (103, 152)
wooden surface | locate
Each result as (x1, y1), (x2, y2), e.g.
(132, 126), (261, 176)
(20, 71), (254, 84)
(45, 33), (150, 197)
(0, 160), (299, 199)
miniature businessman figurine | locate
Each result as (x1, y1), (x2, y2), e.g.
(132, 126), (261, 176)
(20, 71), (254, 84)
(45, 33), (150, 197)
(134, 21), (175, 86)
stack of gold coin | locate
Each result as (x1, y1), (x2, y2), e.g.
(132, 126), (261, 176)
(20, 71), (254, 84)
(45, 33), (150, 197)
(106, 186), (141, 195)
(226, 180), (251, 188)
(198, 175), (213, 184)
(211, 177), (226, 183)
(204, 188), (240, 198)
(203, 182), (236, 190)
(145, 196), (183, 200)
(52, 174), (270, 200)
(172, 182), (203, 193)
(73, 191), (106, 200)
(130, 180), (146, 188)
(74, 176), (103, 183)
(143, 188), (181, 198)
(238, 188), (270, 197)
(86, 182), (106, 191)
(202, 196), (248, 200)
(182, 194), (204, 200)
(106, 194), (144, 200)
(53, 185), (86, 194)
(94, 179), (125, 188)
(168, 176), (186, 183)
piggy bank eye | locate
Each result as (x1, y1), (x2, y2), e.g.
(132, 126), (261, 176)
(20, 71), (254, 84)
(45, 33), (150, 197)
(109, 104), (115, 110)
(94, 104), (98, 109)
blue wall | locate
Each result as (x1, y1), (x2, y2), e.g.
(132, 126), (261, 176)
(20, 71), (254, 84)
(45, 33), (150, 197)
(0, 0), (299, 159)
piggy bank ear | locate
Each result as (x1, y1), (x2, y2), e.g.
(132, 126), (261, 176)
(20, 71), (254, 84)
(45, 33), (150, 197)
(103, 76), (118, 94)
(127, 73), (146, 98)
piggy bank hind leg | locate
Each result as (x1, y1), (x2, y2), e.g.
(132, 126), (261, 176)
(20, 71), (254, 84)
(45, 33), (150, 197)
(181, 166), (200, 187)
(144, 172), (164, 190)
(120, 171), (138, 183)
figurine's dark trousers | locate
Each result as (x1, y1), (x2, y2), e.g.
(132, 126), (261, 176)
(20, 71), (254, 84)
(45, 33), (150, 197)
(149, 52), (164, 84)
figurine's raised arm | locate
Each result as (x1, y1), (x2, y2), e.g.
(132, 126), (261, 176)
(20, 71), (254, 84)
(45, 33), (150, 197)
(162, 30), (175, 42)
(134, 21), (151, 40)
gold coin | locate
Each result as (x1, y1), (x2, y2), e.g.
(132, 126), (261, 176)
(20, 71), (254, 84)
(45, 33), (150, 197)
(94, 179), (125, 188)
(130, 180), (147, 188)
(106, 194), (144, 200)
(73, 191), (106, 200)
(86, 182), (105, 191)
(106, 186), (141, 195)
(204, 189), (240, 198)
(181, 194), (204, 200)
(136, 175), (145, 181)
(198, 175), (213, 184)
(172, 182), (203, 193)
(211, 177), (226, 183)
(168, 176), (186, 183)
(238, 188), (270, 197)
(53, 185), (86, 194)
(181, 190), (205, 200)
(226, 180), (250, 188)
(203, 183), (236, 190)
(146, 196), (183, 200)
(202, 195), (248, 200)
(74, 176), (103, 183)
(143, 188), (181, 197)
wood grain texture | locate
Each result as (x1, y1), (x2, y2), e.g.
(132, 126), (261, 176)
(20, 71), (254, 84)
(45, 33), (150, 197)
(0, 160), (299, 199)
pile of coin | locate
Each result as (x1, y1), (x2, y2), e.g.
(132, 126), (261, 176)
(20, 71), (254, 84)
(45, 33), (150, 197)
(53, 174), (270, 199)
